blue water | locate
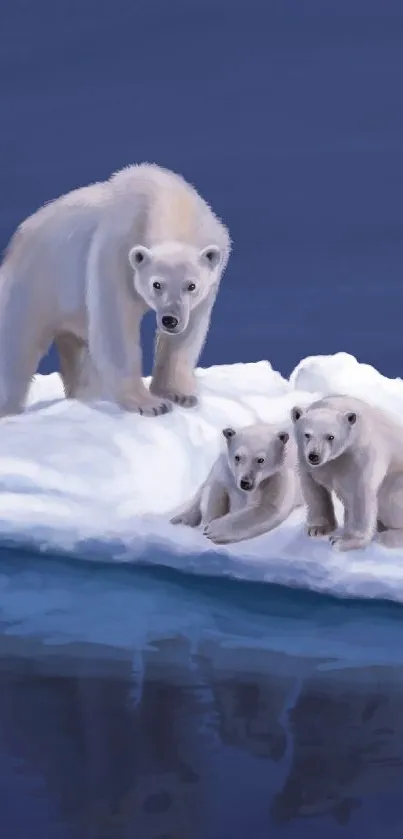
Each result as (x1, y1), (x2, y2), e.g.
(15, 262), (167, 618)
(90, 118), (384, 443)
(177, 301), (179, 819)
(1, 549), (403, 838)
(1, 0), (403, 835)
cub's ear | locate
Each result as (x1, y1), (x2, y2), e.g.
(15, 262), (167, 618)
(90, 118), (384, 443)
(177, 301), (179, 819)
(199, 245), (221, 270)
(129, 245), (152, 269)
(291, 406), (304, 423)
(278, 431), (289, 444)
(346, 411), (357, 425)
(222, 427), (236, 440)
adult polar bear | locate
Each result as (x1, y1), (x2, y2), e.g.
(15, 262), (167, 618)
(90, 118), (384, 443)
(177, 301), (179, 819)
(0, 163), (231, 417)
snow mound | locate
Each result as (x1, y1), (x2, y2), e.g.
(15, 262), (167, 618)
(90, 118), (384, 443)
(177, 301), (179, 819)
(1, 352), (403, 604)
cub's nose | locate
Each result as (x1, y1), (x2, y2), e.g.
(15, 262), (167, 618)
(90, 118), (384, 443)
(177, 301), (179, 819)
(240, 478), (253, 491)
(308, 452), (320, 465)
(162, 315), (179, 331)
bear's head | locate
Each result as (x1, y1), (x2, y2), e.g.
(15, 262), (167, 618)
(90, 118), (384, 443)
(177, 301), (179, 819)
(128, 241), (222, 334)
(291, 404), (357, 467)
(222, 423), (290, 492)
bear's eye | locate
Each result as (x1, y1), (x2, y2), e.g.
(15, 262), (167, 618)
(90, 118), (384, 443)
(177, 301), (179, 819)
(304, 433), (311, 441)
(234, 455), (241, 463)
(153, 281), (161, 290)
(327, 434), (335, 442)
(187, 282), (196, 292)
(256, 457), (265, 464)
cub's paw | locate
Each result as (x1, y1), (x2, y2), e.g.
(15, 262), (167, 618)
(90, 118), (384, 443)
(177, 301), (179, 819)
(329, 534), (370, 552)
(170, 511), (199, 528)
(119, 392), (172, 417)
(307, 523), (336, 538)
(203, 520), (232, 545)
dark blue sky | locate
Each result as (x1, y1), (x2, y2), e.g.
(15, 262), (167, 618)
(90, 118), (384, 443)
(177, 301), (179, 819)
(1, 0), (402, 379)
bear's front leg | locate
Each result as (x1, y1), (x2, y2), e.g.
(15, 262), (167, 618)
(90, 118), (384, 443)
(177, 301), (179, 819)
(87, 232), (173, 417)
(203, 504), (284, 545)
(203, 479), (230, 525)
(150, 288), (217, 409)
(150, 336), (198, 409)
(300, 470), (337, 537)
(118, 383), (173, 416)
(329, 479), (378, 552)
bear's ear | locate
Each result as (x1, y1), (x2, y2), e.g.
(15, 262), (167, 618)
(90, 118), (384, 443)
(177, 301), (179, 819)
(199, 245), (221, 270)
(291, 406), (304, 423)
(129, 245), (152, 269)
(346, 411), (357, 425)
(278, 431), (289, 444)
(222, 427), (236, 440)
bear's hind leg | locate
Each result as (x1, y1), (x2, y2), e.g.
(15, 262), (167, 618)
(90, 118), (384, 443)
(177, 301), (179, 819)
(0, 322), (50, 418)
(56, 332), (86, 398)
(55, 333), (103, 400)
(170, 487), (203, 528)
(377, 528), (403, 548)
(376, 473), (403, 548)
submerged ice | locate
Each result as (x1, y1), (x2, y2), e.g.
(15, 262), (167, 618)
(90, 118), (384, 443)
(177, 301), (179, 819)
(1, 352), (403, 603)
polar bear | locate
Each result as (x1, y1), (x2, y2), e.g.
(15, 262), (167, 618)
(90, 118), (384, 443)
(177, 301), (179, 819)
(291, 394), (403, 551)
(170, 422), (302, 544)
(0, 163), (231, 417)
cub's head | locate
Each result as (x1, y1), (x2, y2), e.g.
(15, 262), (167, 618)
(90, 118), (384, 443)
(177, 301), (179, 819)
(291, 404), (357, 467)
(129, 241), (222, 334)
(222, 423), (290, 492)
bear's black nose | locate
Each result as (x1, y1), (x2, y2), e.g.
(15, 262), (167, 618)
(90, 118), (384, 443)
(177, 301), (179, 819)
(308, 452), (320, 465)
(240, 478), (253, 491)
(162, 315), (179, 330)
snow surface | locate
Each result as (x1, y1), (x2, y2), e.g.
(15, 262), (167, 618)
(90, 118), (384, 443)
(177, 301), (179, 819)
(1, 352), (403, 605)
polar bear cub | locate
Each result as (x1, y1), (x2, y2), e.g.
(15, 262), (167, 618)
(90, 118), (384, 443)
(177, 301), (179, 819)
(171, 422), (302, 544)
(291, 394), (403, 551)
(0, 163), (231, 418)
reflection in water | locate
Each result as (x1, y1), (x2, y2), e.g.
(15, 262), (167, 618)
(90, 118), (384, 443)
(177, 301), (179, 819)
(272, 669), (403, 828)
(1, 553), (403, 837)
(212, 675), (291, 763)
(0, 659), (203, 839)
(1, 644), (403, 838)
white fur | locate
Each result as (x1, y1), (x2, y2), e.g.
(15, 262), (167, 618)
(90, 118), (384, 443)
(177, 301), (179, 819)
(292, 394), (403, 551)
(0, 163), (231, 417)
(170, 422), (302, 545)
